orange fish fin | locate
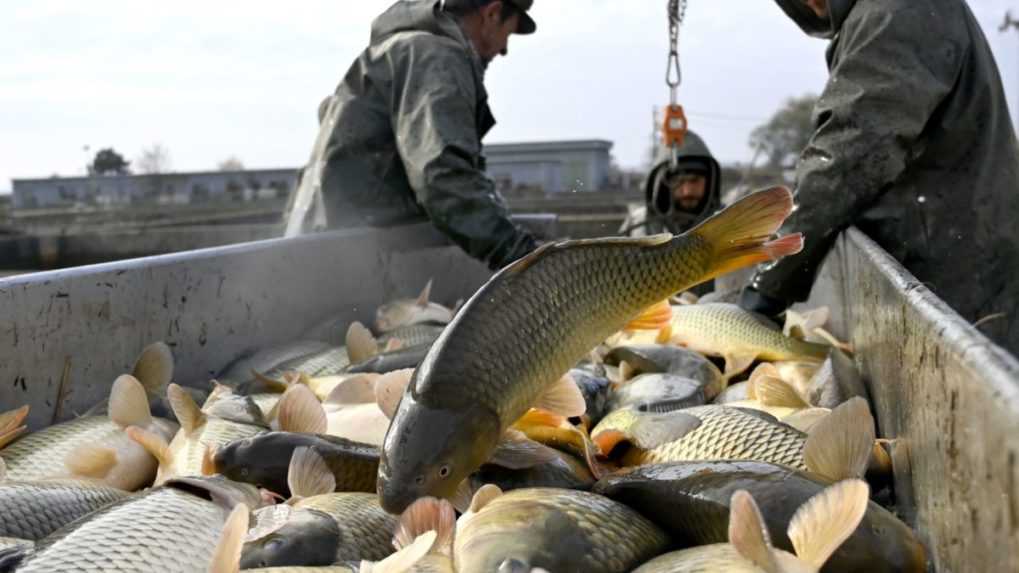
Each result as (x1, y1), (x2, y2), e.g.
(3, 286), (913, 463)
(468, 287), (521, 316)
(690, 186), (802, 282)
(625, 299), (673, 331)
(533, 374), (586, 418)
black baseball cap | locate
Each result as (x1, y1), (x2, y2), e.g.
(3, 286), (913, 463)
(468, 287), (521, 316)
(505, 0), (536, 35)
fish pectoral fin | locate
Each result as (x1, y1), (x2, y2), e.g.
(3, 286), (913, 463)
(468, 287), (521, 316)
(66, 445), (118, 479)
(287, 446), (335, 499)
(723, 352), (758, 383)
(109, 374), (153, 429)
(812, 327), (854, 355)
(625, 299), (674, 331)
(394, 497), (456, 555)
(0, 405), (29, 435)
(168, 383), (206, 435)
(490, 430), (560, 470)
(784, 307), (830, 339)
(788, 479), (870, 570)
(415, 278), (434, 308)
(630, 412), (702, 450)
(346, 321), (379, 364)
(366, 530), (437, 573)
(277, 385), (327, 435)
(324, 374), (379, 407)
(131, 342), (174, 400)
(533, 374), (587, 418)
(208, 503), (250, 573)
(804, 397), (875, 481)
(655, 324), (673, 344)
(126, 426), (173, 469)
(754, 376), (809, 409)
(450, 479), (478, 514)
(375, 369), (415, 420)
(728, 490), (781, 573)
(0, 425), (27, 451)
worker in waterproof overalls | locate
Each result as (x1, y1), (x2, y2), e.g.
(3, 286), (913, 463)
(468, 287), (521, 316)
(742, 0), (1019, 355)
(284, 0), (539, 271)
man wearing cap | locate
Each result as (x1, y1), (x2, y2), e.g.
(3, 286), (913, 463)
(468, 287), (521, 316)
(285, 0), (539, 271)
(742, 0), (1019, 353)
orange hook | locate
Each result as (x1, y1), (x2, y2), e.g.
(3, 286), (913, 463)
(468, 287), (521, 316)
(662, 104), (688, 148)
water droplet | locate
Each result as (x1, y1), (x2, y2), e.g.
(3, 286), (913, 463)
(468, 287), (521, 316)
(917, 195), (927, 204)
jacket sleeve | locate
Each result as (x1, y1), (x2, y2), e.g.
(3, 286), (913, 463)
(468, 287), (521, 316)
(388, 38), (538, 270)
(752, 5), (961, 303)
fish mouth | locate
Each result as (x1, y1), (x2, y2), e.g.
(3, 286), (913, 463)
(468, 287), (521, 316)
(376, 472), (418, 515)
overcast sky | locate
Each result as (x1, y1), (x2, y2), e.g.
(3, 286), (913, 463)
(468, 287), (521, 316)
(2, 1), (1019, 192)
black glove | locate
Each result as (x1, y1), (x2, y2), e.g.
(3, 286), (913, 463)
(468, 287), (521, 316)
(739, 286), (788, 322)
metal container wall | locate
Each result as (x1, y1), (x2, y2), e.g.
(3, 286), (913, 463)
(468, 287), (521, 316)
(0, 224), (490, 430)
(808, 228), (1019, 572)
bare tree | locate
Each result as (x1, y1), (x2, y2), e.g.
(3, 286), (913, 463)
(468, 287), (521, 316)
(749, 94), (818, 171)
(218, 157), (245, 171)
(136, 143), (172, 174)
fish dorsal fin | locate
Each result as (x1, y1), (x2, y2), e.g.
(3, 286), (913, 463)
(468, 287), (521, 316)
(468, 483), (503, 514)
(490, 429), (561, 470)
(277, 385), (327, 435)
(729, 490), (781, 573)
(375, 369), (415, 420)
(346, 322), (379, 364)
(415, 279), (434, 308)
(366, 530), (437, 573)
(66, 445), (118, 479)
(533, 373), (586, 418)
(755, 377), (809, 409)
(804, 397), (874, 481)
(126, 426), (173, 469)
(324, 375), (378, 408)
(287, 446), (335, 501)
(0, 405), (29, 450)
(788, 479), (870, 570)
(625, 299), (674, 331)
(169, 383), (206, 435)
(132, 342), (175, 399)
(394, 497), (456, 556)
(109, 374), (152, 429)
(207, 503), (249, 573)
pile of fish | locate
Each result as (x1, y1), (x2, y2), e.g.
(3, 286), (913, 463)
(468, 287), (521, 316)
(0, 188), (928, 572)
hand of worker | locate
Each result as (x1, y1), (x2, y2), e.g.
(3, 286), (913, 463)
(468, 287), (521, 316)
(739, 285), (788, 322)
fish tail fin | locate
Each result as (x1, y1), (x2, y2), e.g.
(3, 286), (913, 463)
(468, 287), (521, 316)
(126, 426), (173, 470)
(346, 321), (379, 364)
(286, 446), (335, 501)
(132, 342), (175, 402)
(277, 385), (327, 434)
(0, 405), (29, 450)
(207, 503), (249, 573)
(788, 479), (870, 569)
(804, 397), (875, 481)
(625, 299), (673, 331)
(168, 383), (205, 435)
(690, 186), (802, 282)
(729, 490), (780, 573)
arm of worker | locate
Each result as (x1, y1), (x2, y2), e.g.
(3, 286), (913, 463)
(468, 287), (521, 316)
(389, 40), (538, 271)
(744, 5), (962, 314)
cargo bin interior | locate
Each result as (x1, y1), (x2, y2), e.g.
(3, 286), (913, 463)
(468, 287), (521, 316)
(1, 224), (1017, 572)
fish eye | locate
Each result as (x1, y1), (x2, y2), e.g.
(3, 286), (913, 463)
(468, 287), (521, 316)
(438, 465), (451, 478)
(415, 475), (426, 485)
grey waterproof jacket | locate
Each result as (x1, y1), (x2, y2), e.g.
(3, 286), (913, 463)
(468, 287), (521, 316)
(286, 0), (537, 270)
(620, 131), (722, 237)
(759, 0), (1019, 353)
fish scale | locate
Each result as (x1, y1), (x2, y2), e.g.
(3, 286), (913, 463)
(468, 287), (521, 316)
(0, 479), (127, 540)
(633, 545), (762, 573)
(454, 488), (669, 573)
(624, 406), (807, 470)
(293, 493), (397, 562)
(421, 236), (711, 425)
(1, 417), (143, 481)
(671, 303), (828, 361)
(170, 418), (266, 479)
(17, 487), (230, 572)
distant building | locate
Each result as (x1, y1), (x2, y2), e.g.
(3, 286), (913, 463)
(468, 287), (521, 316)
(484, 140), (613, 194)
(11, 169), (297, 210)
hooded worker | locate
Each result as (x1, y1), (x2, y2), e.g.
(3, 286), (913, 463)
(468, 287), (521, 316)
(743, 0), (1019, 354)
(284, 0), (539, 271)
(620, 130), (722, 237)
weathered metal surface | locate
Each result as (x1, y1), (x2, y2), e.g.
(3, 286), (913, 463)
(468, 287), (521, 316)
(0, 224), (490, 429)
(808, 228), (1019, 573)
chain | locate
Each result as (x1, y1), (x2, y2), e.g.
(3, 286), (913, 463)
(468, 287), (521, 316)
(666, 0), (686, 106)
(666, 0), (687, 169)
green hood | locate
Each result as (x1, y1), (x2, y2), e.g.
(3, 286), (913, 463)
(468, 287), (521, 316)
(773, 0), (857, 39)
(644, 130), (722, 226)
